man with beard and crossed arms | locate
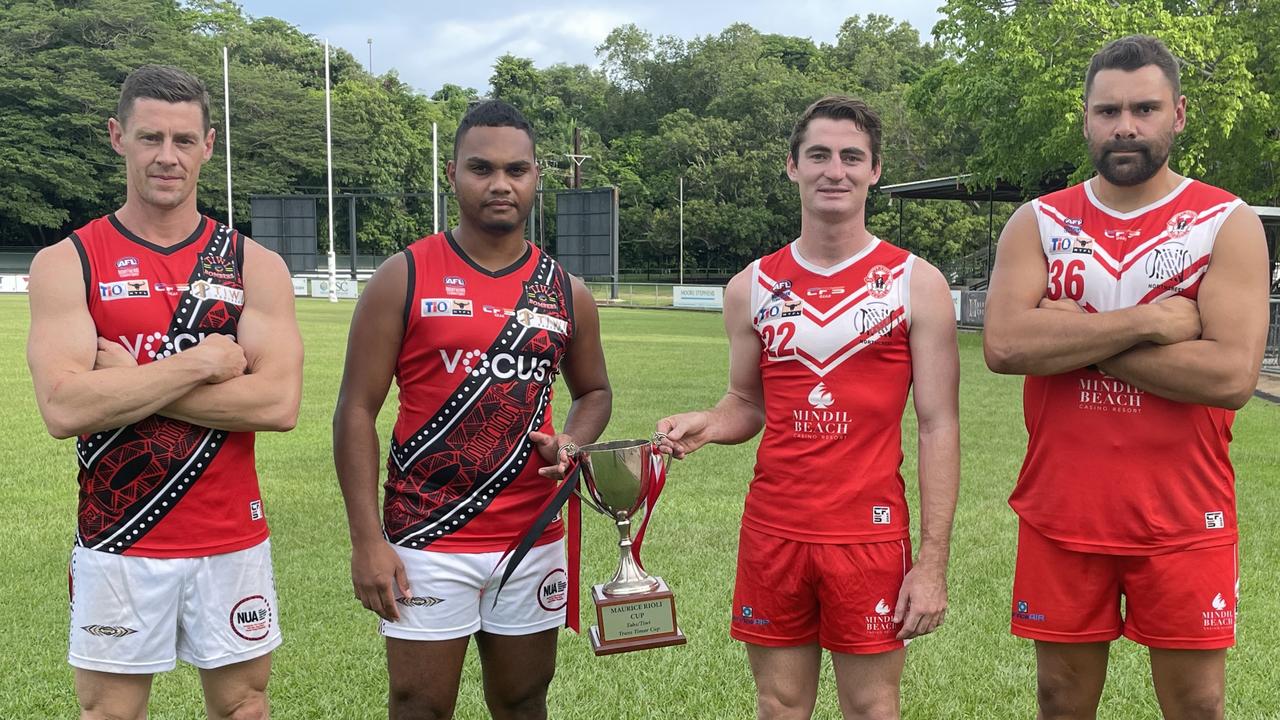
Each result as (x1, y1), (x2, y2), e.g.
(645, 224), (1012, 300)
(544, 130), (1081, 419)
(657, 96), (960, 720)
(26, 65), (302, 719)
(334, 100), (611, 720)
(985, 36), (1269, 720)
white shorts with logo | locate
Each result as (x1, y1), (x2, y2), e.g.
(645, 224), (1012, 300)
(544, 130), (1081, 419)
(381, 539), (567, 641)
(68, 539), (281, 674)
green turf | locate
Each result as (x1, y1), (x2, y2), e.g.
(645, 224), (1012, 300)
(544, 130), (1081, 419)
(2, 294), (1277, 719)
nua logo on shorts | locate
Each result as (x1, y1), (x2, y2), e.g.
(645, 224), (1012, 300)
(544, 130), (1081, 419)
(229, 595), (272, 641)
(538, 569), (568, 611)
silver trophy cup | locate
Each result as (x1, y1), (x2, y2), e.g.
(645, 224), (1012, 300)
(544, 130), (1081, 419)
(576, 438), (667, 596)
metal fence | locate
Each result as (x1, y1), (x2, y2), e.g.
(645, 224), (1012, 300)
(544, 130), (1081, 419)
(1266, 298), (1280, 375)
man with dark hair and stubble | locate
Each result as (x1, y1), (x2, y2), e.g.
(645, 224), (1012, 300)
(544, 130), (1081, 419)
(985, 35), (1269, 719)
(27, 64), (302, 719)
(656, 96), (960, 720)
(334, 100), (611, 719)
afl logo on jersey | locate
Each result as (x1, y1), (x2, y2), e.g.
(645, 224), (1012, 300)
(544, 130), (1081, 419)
(865, 265), (893, 299)
(444, 275), (467, 297)
(114, 256), (140, 278)
(770, 279), (793, 300)
(1167, 210), (1197, 238)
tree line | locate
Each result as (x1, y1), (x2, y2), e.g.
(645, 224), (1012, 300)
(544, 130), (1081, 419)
(3, 0), (1276, 275)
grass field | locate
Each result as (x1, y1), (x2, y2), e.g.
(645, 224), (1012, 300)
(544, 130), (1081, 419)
(2, 294), (1278, 719)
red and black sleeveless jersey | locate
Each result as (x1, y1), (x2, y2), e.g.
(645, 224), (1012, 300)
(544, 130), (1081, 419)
(385, 232), (574, 552)
(69, 214), (267, 558)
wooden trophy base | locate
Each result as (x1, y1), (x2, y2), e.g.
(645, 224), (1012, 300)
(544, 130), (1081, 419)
(588, 578), (687, 656)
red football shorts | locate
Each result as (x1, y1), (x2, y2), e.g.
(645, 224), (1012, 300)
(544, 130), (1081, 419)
(731, 525), (911, 654)
(1011, 521), (1238, 650)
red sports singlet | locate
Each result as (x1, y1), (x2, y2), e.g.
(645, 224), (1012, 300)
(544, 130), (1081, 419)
(69, 214), (266, 558)
(744, 238), (916, 543)
(385, 232), (574, 552)
(1011, 178), (1243, 554)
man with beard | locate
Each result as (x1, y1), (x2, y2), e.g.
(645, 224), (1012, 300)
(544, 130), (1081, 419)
(334, 100), (611, 720)
(985, 35), (1268, 719)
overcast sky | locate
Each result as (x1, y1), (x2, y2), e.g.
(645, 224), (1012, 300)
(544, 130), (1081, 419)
(237, 0), (945, 95)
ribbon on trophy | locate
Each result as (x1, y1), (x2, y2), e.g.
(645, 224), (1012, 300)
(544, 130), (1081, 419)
(628, 442), (669, 570)
(492, 456), (584, 632)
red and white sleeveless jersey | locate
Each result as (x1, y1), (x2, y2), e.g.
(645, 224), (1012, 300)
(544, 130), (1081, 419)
(745, 238), (915, 543)
(1011, 178), (1243, 554)
(386, 232), (574, 552)
(69, 214), (266, 558)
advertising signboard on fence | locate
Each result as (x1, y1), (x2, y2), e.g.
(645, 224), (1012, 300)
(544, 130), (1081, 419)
(673, 285), (724, 310)
(0, 274), (29, 293)
(291, 277), (309, 296)
(951, 290), (962, 322)
(310, 278), (359, 299)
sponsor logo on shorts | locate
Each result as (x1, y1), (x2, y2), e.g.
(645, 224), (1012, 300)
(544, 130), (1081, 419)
(115, 256), (140, 278)
(1205, 511), (1225, 530)
(81, 624), (138, 638)
(872, 506), (891, 525)
(516, 308), (569, 335)
(396, 596), (444, 607)
(865, 599), (896, 634)
(249, 500), (263, 521)
(444, 275), (467, 297)
(1203, 592), (1234, 629)
(1013, 599), (1046, 623)
(538, 569), (568, 611)
(733, 605), (770, 626)
(230, 595), (273, 641)
(190, 280), (244, 306)
(99, 280), (149, 301)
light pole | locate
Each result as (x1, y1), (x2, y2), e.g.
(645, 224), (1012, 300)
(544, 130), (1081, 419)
(367, 38), (373, 74)
(678, 176), (684, 285)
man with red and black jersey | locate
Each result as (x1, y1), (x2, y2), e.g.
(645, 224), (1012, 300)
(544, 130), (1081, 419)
(334, 100), (611, 720)
(985, 36), (1269, 719)
(26, 65), (302, 720)
(657, 97), (960, 720)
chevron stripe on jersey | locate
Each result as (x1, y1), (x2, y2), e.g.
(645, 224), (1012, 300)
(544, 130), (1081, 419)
(745, 238), (916, 544)
(385, 232), (573, 551)
(1011, 179), (1243, 554)
(70, 215), (265, 557)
